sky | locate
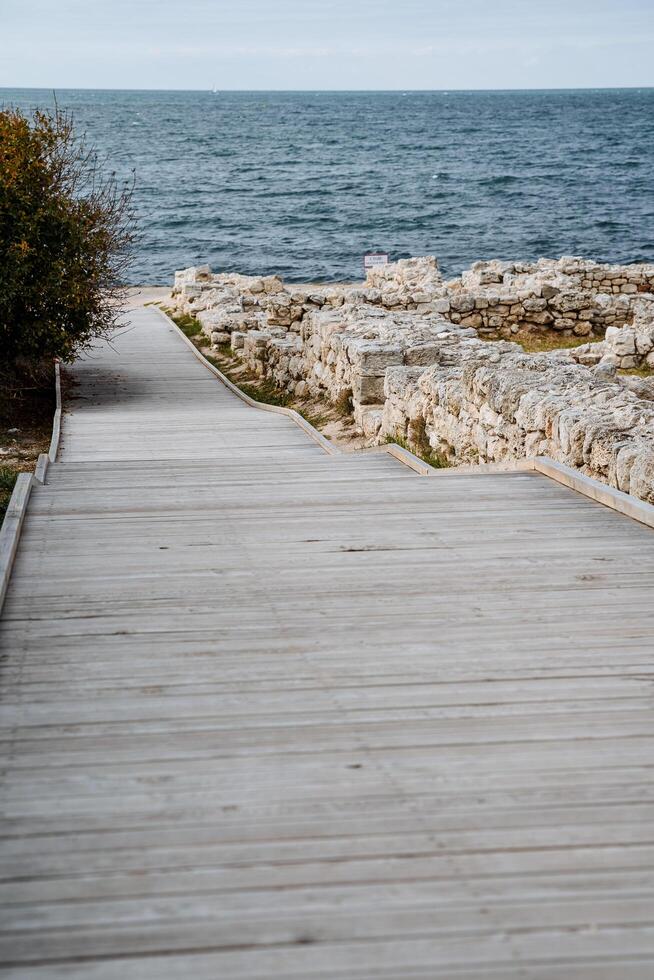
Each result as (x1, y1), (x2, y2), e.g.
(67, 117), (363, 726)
(1, 0), (653, 90)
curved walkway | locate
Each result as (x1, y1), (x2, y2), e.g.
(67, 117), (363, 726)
(2, 306), (654, 978)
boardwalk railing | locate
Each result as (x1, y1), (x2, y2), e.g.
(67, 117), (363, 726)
(0, 359), (61, 612)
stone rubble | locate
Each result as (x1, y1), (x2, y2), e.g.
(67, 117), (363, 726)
(170, 257), (654, 503)
(382, 339), (654, 502)
(570, 299), (654, 372)
(447, 256), (654, 339)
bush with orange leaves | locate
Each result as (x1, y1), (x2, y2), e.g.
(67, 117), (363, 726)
(0, 106), (135, 376)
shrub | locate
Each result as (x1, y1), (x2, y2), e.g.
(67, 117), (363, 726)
(0, 106), (135, 374)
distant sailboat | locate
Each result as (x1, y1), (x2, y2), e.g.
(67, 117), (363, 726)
(212, 85), (218, 94)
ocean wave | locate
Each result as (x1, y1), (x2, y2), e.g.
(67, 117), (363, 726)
(5, 87), (647, 282)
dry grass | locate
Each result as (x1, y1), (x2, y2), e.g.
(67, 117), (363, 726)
(386, 434), (450, 469)
(619, 365), (654, 378)
(507, 332), (595, 354)
(0, 368), (55, 524)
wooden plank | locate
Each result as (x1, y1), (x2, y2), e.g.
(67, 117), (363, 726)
(1, 305), (654, 976)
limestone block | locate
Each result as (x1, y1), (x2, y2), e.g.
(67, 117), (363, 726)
(629, 450), (654, 503)
(635, 328), (654, 356)
(479, 403), (501, 428)
(450, 294), (475, 313)
(244, 331), (270, 355)
(605, 326), (637, 356)
(525, 311), (555, 325)
(404, 344), (443, 366)
(523, 297), (547, 312)
(361, 408), (384, 439)
(353, 374), (386, 405)
(572, 343), (605, 367)
(349, 342), (404, 376)
(263, 276), (284, 294)
(524, 431), (544, 455)
(460, 313), (483, 329)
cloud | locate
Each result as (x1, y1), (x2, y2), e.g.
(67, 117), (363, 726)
(90, 33), (654, 62)
(1, 0), (653, 88)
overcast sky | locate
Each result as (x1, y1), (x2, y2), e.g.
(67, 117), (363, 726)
(2, 0), (653, 90)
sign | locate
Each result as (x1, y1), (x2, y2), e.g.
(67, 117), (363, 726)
(363, 252), (389, 272)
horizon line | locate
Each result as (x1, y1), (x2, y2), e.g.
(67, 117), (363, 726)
(2, 85), (654, 94)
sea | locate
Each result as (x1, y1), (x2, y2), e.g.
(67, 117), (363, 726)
(3, 88), (654, 285)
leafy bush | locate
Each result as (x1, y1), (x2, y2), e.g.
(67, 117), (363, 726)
(0, 106), (135, 373)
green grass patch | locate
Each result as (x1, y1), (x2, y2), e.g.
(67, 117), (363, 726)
(0, 466), (18, 524)
(238, 379), (293, 408)
(168, 310), (203, 339)
(385, 434), (450, 469)
(201, 346), (295, 409)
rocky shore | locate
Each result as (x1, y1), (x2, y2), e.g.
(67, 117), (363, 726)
(170, 256), (654, 503)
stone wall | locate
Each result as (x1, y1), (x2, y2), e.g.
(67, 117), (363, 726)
(170, 264), (472, 436)
(238, 304), (476, 438)
(380, 337), (654, 502)
(444, 257), (654, 339)
(351, 256), (449, 312)
(172, 256), (654, 345)
(571, 300), (654, 371)
(170, 259), (654, 502)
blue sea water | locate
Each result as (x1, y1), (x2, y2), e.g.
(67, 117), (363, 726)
(3, 88), (654, 284)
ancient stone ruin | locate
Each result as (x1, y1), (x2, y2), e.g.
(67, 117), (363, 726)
(171, 256), (654, 503)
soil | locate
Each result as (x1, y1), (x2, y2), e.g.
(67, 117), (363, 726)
(0, 367), (56, 520)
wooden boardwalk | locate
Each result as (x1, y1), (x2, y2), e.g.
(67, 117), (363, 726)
(2, 306), (654, 978)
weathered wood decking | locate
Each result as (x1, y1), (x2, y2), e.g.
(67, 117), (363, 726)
(2, 306), (654, 978)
